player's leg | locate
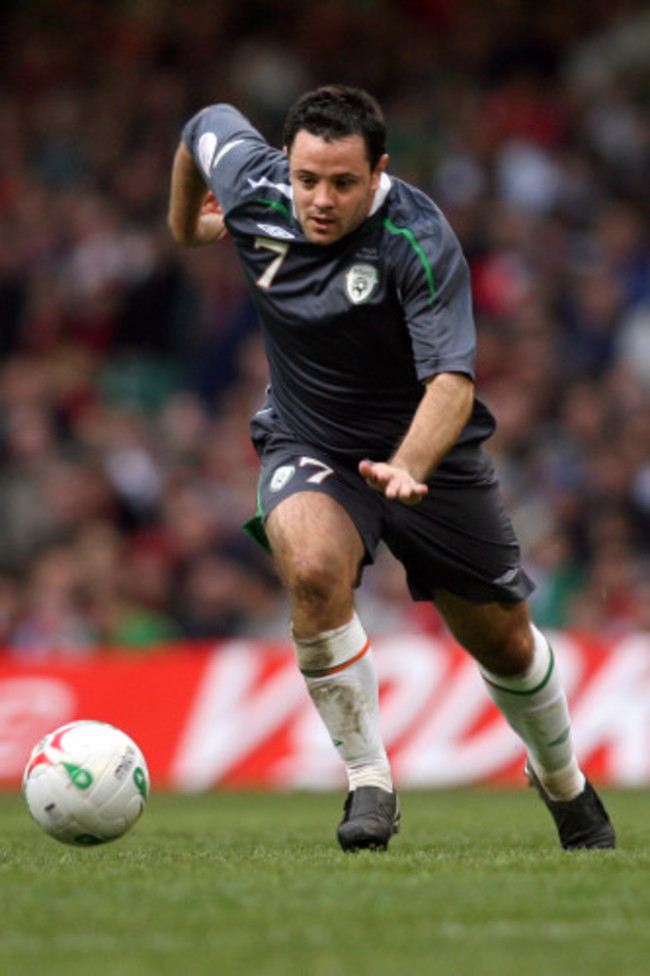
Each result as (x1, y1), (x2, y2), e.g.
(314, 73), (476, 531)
(266, 490), (362, 637)
(381, 472), (614, 849)
(266, 490), (399, 850)
(433, 589), (615, 849)
(432, 592), (581, 793)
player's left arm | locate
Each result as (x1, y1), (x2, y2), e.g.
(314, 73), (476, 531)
(167, 142), (228, 247)
(359, 371), (474, 503)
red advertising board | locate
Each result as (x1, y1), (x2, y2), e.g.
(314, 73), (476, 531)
(1, 631), (649, 790)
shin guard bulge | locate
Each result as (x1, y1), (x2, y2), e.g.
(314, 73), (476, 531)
(481, 625), (585, 800)
(293, 614), (393, 792)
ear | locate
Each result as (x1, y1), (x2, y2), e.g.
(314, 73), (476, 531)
(371, 153), (389, 190)
(283, 145), (289, 157)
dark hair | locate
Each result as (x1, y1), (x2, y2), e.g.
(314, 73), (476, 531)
(283, 85), (387, 170)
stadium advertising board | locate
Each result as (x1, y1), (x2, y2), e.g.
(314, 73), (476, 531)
(1, 632), (649, 789)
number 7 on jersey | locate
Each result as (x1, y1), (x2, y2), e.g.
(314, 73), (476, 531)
(254, 237), (290, 289)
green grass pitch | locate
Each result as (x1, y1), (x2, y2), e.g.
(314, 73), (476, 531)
(1, 787), (648, 976)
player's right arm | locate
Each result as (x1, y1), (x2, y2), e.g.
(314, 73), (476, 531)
(167, 142), (228, 247)
(169, 103), (274, 248)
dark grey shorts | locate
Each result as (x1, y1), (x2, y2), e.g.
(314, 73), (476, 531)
(244, 416), (535, 605)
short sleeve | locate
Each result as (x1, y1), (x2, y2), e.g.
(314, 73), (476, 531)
(181, 104), (271, 214)
(388, 206), (476, 382)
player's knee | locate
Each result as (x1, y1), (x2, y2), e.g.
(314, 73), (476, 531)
(286, 552), (351, 611)
(479, 623), (534, 677)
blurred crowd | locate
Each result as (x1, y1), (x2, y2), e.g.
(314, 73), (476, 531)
(2, 0), (650, 657)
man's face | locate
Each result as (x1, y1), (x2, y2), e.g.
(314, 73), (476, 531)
(286, 131), (388, 245)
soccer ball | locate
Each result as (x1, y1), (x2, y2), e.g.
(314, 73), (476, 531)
(23, 720), (150, 846)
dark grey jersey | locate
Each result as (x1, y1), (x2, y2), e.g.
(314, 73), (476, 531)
(182, 105), (496, 480)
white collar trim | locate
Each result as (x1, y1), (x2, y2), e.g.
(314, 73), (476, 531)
(369, 173), (392, 215)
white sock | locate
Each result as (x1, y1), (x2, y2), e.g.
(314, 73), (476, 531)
(481, 625), (585, 801)
(293, 614), (393, 793)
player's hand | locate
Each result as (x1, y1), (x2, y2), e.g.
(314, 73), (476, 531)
(198, 191), (229, 243)
(359, 459), (429, 504)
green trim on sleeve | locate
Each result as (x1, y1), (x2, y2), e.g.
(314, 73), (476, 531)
(255, 197), (292, 218)
(383, 218), (436, 306)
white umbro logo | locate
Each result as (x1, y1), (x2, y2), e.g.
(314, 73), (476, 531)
(493, 567), (520, 586)
(256, 223), (295, 240)
(197, 132), (218, 176)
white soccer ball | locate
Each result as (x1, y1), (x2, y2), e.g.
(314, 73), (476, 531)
(23, 720), (150, 846)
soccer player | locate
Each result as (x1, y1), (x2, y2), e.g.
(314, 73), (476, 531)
(168, 85), (615, 852)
